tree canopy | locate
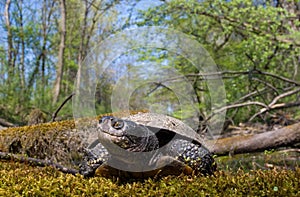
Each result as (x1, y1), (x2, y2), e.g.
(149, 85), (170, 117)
(0, 0), (299, 129)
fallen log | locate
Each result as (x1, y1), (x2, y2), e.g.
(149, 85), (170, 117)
(207, 122), (300, 155)
(0, 118), (15, 127)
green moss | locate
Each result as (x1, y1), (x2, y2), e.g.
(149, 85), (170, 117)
(0, 162), (299, 196)
(216, 150), (300, 172)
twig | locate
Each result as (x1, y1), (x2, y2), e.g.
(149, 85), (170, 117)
(263, 45), (278, 69)
(248, 87), (300, 120)
(204, 101), (268, 123)
(251, 78), (279, 95)
(152, 69), (300, 88)
(268, 88), (300, 107)
(204, 87), (300, 122)
(236, 88), (267, 102)
(0, 151), (79, 175)
(52, 93), (75, 122)
(245, 53), (257, 67)
(258, 71), (300, 86)
(250, 100), (300, 121)
(186, 70), (300, 86)
(276, 148), (300, 153)
(215, 101), (268, 114)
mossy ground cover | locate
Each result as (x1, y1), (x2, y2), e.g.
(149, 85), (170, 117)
(0, 161), (299, 196)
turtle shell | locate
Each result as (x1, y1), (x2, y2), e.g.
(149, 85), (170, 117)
(122, 112), (207, 147)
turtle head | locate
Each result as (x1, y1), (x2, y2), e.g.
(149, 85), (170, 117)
(97, 116), (158, 152)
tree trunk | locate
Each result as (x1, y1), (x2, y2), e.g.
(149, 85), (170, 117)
(4, 0), (14, 79)
(207, 122), (300, 155)
(75, 0), (89, 93)
(53, 0), (66, 104)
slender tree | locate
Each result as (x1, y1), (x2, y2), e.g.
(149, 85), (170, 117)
(53, 0), (66, 104)
(4, 0), (14, 79)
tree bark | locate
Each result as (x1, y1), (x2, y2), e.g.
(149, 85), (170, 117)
(53, 0), (66, 104)
(207, 122), (300, 155)
(75, 0), (90, 93)
(4, 0), (14, 78)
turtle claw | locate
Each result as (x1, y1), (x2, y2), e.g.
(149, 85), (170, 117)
(79, 147), (107, 177)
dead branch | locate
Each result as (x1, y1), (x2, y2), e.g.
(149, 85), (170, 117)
(250, 100), (300, 121)
(268, 87), (300, 107)
(207, 122), (300, 155)
(237, 88), (267, 102)
(252, 78), (279, 95)
(51, 93), (75, 122)
(184, 69), (300, 87)
(249, 88), (300, 121)
(0, 151), (79, 175)
(204, 101), (268, 123)
(258, 71), (300, 86)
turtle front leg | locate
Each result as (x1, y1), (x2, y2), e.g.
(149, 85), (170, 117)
(167, 139), (217, 175)
(79, 140), (110, 177)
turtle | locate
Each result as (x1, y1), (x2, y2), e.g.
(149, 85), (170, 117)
(79, 113), (216, 178)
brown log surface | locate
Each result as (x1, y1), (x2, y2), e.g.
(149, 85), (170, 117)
(207, 122), (300, 155)
(0, 118), (15, 127)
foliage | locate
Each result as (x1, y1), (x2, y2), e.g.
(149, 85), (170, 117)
(0, 0), (117, 124)
(0, 0), (299, 127)
(137, 0), (300, 124)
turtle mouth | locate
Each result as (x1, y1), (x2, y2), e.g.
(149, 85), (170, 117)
(98, 124), (124, 137)
(97, 116), (135, 149)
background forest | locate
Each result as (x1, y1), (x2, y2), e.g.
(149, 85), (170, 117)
(0, 0), (299, 131)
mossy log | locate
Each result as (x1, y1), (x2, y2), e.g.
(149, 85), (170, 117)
(207, 122), (300, 155)
(0, 119), (89, 167)
(0, 111), (146, 167)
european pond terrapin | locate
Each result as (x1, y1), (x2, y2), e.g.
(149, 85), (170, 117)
(80, 113), (216, 178)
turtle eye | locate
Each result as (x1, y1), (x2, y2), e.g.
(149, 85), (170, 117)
(111, 119), (124, 129)
(99, 116), (113, 124)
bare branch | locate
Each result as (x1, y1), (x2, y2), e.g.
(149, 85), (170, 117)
(156, 69), (300, 90)
(236, 88), (267, 102)
(258, 71), (300, 86)
(269, 87), (300, 107)
(52, 93), (75, 122)
(250, 100), (300, 121)
(263, 45), (279, 69)
(216, 101), (268, 114)
(252, 78), (279, 95)
(205, 101), (268, 123)
(0, 151), (79, 175)
(185, 70), (299, 85)
(249, 87), (300, 121)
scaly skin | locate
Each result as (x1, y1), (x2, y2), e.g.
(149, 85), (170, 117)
(167, 139), (217, 175)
